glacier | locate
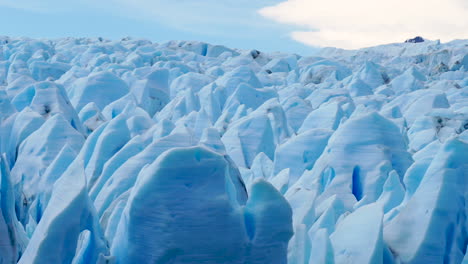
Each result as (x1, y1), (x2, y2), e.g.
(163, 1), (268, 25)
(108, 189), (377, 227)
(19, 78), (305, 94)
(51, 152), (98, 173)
(0, 36), (467, 263)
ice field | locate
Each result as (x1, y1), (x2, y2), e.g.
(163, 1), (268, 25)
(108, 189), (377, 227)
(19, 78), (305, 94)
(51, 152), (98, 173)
(0, 36), (467, 263)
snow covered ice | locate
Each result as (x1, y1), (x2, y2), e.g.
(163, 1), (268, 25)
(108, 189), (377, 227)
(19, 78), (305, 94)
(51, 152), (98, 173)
(0, 36), (467, 263)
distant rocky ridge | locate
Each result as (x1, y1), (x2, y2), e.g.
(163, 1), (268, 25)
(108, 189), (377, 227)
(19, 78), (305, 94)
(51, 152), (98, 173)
(405, 36), (425, 43)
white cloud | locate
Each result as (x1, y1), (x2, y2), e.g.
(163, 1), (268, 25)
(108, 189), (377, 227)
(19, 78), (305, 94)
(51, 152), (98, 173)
(259, 0), (468, 49)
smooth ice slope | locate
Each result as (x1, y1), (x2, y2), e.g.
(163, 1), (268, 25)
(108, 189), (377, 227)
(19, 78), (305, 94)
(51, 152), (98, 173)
(111, 146), (250, 263)
(0, 36), (466, 263)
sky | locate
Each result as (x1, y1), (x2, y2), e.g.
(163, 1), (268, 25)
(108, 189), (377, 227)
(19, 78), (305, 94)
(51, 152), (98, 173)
(0, 0), (467, 54)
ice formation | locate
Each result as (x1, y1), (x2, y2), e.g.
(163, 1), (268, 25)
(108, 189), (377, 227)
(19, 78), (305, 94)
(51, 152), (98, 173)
(0, 36), (467, 263)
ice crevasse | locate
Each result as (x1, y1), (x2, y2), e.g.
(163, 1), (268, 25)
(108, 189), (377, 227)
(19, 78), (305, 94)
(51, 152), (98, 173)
(0, 36), (467, 263)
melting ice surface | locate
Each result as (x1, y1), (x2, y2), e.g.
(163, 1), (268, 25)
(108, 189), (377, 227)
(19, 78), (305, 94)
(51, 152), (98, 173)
(0, 36), (467, 264)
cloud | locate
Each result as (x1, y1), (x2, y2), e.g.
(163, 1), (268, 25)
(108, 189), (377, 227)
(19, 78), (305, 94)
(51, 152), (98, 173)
(258, 0), (468, 49)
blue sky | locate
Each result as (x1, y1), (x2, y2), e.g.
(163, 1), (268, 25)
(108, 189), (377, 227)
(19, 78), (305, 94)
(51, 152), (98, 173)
(0, 0), (317, 55)
(1, 0), (466, 52)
